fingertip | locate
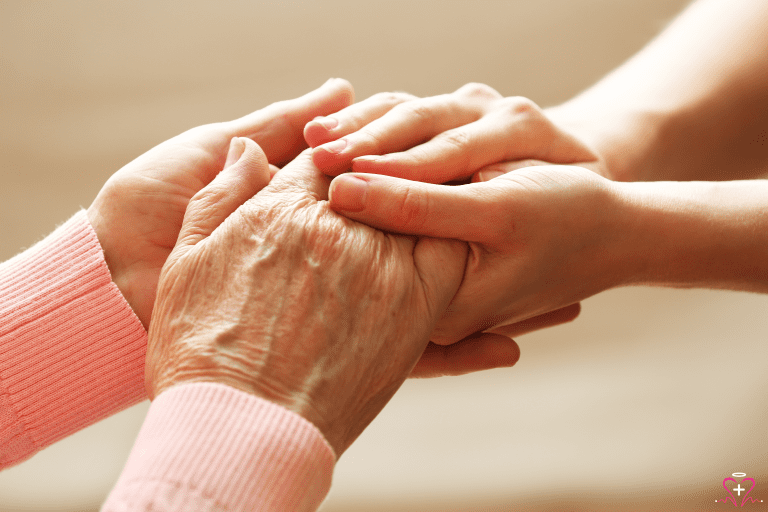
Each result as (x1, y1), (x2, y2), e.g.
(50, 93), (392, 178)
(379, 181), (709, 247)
(325, 77), (354, 98)
(329, 174), (368, 213)
(303, 121), (325, 148)
(410, 333), (521, 378)
(304, 116), (339, 148)
(564, 302), (582, 321)
(321, 77), (355, 110)
(304, 120), (328, 149)
(488, 302), (583, 339)
(492, 334), (522, 367)
(312, 144), (350, 176)
(230, 138), (271, 190)
(457, 332), (522, 370)
(239, 137), (269, 167)
(224, 137), (247, 169)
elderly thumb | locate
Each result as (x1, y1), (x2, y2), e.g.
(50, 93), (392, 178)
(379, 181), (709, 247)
(175, 138), (270, 251)
(412, 236), (468, 325)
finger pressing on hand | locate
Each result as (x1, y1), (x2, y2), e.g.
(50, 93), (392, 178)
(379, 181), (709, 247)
(312, 94), (486, 177)
(304, 91), (417, 148)
(174, 138), (270, 252)
(486, 303), (581, 338)
(328, 173), (498, 242)
(410, 333), (521, 378)
(230, 78), (355, 166)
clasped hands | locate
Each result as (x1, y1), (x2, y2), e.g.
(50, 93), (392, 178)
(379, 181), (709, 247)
(89, 79), (624, 457)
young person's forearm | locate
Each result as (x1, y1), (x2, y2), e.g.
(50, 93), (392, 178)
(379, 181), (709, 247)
(550, 0), (768, 183)
(611, 179), (768, 293)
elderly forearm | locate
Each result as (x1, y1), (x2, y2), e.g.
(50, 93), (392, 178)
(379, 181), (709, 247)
(612, 178), (768, 292)
(551, 0), (768, 183)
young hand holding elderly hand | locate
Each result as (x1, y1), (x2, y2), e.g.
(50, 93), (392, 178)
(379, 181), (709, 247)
(306, 81), (768, 344)
(304, 85), (601, 341)
(83, 79), (529, 379)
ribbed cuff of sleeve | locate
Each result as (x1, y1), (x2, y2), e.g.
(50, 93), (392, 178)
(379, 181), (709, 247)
(0, 210), (147, 467)
(102, 382), (336, 512)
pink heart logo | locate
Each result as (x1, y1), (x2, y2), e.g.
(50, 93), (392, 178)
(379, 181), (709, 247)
(723, 477), (755, 507)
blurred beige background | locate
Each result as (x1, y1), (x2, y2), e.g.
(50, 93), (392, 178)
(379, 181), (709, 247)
(1, 1), (767, 511)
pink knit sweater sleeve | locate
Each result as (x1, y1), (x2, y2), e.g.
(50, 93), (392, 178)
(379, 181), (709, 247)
(102, 383), (335, 512)
(0, 210), (147, 467)
(1, 211), (336, 510)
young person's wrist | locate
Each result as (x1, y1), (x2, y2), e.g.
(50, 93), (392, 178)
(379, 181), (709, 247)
(611, 179), (768, 292)
(546, 100), (668, 183)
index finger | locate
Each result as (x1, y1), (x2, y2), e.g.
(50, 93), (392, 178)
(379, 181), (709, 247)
(230, 78), (355, 166)
(312, 84), (500, 177)
(304, 91), (417, 148)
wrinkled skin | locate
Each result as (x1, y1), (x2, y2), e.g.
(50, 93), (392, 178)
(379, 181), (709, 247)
(87, 79), (355, 327)
(146, 141), (468, 456)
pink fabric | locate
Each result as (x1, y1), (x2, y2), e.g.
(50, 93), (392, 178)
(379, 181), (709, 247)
(0, 211), (336, 510)
(102, 383), (335, 512)
(0, 211), (147, 467)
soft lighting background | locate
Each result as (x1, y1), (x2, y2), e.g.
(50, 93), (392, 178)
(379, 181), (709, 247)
(1, 1), (767, 510)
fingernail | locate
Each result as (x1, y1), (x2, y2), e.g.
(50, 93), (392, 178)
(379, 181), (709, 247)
(321, 138), (347, 155)
(478, 169), (505, 182)
(313, 116), (338, 130)
(224, 137), (246, 168)
(330, 175), (368, 212)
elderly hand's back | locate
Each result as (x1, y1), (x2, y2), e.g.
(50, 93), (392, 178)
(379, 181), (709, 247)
(145, 138), (467, 456)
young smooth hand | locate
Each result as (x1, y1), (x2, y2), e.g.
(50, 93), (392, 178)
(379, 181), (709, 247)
(328, 163), (618, 345)
(145, 139), (469, 456)
(305, 84), (589, 346)
(87, 79), (354, 327)
(304, 83), (609, 183)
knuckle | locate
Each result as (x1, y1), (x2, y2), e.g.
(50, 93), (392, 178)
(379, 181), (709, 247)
(357, 125), (388, 148)
(396, 101), (434, 123)
(371, 91), (416, 107)
(456, 82), (501, 99)
(436, 129), (471, 151)
(396, 185), (428, 231)
(499, 96), (541, 117)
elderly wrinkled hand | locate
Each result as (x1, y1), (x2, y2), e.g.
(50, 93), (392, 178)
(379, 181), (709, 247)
(86, 78), (354, 327)
(145, 138), (470, 456)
